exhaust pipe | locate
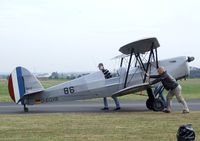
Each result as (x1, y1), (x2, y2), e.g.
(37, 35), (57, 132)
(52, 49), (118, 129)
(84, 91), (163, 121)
(187, 56), (195, 62)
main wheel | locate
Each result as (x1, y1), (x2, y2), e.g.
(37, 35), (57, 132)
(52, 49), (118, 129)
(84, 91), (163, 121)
(146, 98), (154, 110)
(152, 99), (165, 112)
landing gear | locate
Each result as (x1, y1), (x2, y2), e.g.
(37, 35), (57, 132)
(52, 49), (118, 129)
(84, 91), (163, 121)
(23, 104), (29, 112)
(152, 98), (165, 111)
(146, 98), (154, 110)
(146, 98), (165, 111)
(146, 88), (155, 110)
(146, 85), (166, 112)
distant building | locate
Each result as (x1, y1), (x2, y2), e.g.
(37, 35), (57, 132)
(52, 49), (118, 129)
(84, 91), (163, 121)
(35, 73), (51, 79)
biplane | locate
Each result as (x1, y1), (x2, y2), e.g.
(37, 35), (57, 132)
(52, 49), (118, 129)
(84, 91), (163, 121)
(8, 37), (194, 112)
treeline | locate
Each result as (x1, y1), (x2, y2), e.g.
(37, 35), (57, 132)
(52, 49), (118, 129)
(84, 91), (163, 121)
(0, 68), (199, 80)
(49, 72), (89, 80)
(189, 69), (200, 78)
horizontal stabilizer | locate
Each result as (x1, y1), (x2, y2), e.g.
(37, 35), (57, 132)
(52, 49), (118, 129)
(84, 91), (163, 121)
(112, 83), (150, 97)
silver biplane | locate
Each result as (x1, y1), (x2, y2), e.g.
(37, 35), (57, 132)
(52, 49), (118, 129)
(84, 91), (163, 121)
(8, 37), (194, 112)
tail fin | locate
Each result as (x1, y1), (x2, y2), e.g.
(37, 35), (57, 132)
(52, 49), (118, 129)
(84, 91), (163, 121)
(8, 66), (44, 104)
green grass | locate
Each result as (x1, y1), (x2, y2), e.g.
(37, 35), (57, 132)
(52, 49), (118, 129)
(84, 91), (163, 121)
(1, 79), (200, 102)
(0, 112), (199, 141)
(40, 79), (66, 89)
(179, 79), (200, 99)
(0, 79), (10, 102)
(0, 79), (199, 141)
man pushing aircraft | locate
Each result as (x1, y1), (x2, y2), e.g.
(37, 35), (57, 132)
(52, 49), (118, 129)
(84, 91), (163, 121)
(147, 67), (189, 114)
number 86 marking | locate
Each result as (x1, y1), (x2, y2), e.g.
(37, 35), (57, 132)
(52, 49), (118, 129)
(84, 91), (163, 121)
(64, 86), (75, 94)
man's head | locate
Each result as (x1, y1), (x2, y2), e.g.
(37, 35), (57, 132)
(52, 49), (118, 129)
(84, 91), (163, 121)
(98, 63), (104, 70)
(157, 66), (166, 75)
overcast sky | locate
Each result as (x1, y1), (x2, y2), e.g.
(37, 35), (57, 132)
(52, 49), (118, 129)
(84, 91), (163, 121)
(0, 0), (199, 73)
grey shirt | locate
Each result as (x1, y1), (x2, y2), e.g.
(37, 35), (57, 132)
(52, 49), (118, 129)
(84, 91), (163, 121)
(150, 71), (178, 91)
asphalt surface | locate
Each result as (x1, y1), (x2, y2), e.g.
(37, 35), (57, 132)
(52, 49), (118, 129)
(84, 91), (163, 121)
(0, 99), (200, 114)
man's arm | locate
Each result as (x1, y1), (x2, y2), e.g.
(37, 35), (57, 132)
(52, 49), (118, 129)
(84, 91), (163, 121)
(145, 72), (160, 78)
(149, 74), (160, 78)
(149, 78), (162, 85)
(146, 72), (163, 84)
(149, 73), (168, 85)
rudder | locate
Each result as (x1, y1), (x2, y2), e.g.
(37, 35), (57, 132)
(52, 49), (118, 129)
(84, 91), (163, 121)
(8, 66), (44, 104)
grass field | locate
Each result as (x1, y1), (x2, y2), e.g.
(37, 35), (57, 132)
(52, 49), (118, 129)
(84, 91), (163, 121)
(0, 112), (199, 141)
(0, 78), (200, 102)
(0, 79), (199, 140)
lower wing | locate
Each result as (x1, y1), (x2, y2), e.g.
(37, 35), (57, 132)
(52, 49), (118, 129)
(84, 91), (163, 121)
(112, 83), (150, 97)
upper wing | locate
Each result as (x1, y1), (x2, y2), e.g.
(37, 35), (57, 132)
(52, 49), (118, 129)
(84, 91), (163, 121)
(119, 37), (160, 54)
(112, 83), (150, 97)
(111, 54), (129, 60)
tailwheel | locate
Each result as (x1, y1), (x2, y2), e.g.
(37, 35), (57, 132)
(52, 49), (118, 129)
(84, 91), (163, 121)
(146, 98), (154, 110)
(152, 99), (165, 112)
(23, 105), (29, 112)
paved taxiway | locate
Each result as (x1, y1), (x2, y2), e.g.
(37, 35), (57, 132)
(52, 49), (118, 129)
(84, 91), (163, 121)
(0, 100), (200, 114)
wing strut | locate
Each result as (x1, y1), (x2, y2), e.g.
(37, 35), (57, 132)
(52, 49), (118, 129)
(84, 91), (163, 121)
(124, 48), (133, 88)
(143, 43), (154, 82)
(134, 42), (159, 83)
(120, 38), (160, 88)
(120, 57), (124, 67)
(155, 47), (159, 68)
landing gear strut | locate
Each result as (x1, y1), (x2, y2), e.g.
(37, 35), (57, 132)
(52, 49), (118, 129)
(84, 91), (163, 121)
(146, 86), (166, 112)
(146, 88), (155, 110)
(23, 104), (29, 112)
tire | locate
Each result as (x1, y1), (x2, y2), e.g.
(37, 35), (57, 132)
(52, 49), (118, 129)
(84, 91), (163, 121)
(24, 107), (29, 112)
(152, 99), (165, 112)
(146, 98), (154, 110)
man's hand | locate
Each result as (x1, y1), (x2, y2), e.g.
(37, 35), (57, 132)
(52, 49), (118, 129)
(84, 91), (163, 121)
(145, 72), (150, 83)
(145, 72), (150, 77)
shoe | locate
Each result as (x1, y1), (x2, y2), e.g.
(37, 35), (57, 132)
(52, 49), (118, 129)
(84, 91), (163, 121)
(114, 107), (121, 111)
(182, 110), (189, 114)
(101, 107), (109, 110)
(163, 109), (171, 113)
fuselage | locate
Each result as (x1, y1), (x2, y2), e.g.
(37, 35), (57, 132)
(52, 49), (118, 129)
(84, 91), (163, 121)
(25, 56), (190, 105)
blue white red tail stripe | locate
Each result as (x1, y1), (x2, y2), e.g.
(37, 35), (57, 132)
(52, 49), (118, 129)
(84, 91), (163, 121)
(8, 67), (25, 105)
(8, 75), (15, 102)
(16, 67), (25, 104)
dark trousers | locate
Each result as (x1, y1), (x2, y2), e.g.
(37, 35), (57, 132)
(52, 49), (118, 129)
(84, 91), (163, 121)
(103, 97), (120, 108)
